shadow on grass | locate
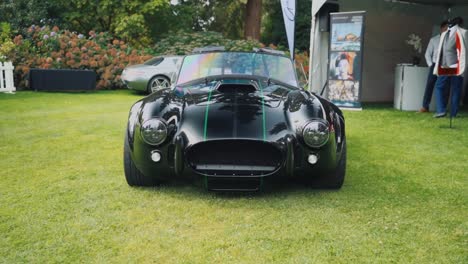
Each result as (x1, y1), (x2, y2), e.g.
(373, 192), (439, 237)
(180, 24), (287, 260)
(439, 117), (466, 129)
(130, 179), (342, 200)
(439, 125), (463, 129)
(11, 89), (145, 97)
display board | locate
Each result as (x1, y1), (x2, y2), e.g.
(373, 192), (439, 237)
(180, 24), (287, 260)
(327, 11), (366, 109)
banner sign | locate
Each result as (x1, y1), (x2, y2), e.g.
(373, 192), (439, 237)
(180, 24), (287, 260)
(281, 0), (296, 59)
(327, 11), (366, 109)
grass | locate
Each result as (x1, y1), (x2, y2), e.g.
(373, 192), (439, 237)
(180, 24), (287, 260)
(0, 90), (466, 263)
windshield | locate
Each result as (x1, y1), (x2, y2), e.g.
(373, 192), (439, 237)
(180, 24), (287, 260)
(143, 57), (163, 66)
(176, 52), (298, 86)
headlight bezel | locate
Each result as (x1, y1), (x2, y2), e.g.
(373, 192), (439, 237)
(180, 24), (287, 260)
(140, 118), (168, 146)
(302, 119), (330, 148)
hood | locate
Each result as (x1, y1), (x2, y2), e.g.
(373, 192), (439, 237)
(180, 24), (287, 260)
(138, 77), (324, 145)
(170, 78), (324, 144)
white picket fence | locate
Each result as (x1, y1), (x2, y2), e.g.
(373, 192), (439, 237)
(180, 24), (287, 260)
(0, 61), (16, 93)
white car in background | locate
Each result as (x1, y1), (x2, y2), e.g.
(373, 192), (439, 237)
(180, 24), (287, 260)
(122, 55), (182, 94)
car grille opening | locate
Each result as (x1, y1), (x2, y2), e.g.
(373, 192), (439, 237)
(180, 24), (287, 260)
(187, 140), (282, 176)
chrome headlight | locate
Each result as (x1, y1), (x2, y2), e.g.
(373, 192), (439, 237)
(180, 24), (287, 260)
(140, 118), (167, 145)
(303, 120), (330, 148)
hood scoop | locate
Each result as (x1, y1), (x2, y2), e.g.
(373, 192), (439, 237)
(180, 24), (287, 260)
(217, 84), (256, 94)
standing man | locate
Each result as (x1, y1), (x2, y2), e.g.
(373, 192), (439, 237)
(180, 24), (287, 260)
(433, 17), (468, 118)
(419, 21), (449, 113)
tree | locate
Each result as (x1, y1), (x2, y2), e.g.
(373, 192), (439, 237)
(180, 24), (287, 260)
(244, 0), (262, 40)
(172, 0), (244, 39)
(45, 0), (170, 46)
(1, 0), (270, 47)
(0, 0), (55, 33)
(173, 0), (262, 41)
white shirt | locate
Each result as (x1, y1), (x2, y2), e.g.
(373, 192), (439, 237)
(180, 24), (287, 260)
(425, 35), (440, 67)
(449, 25), (458, 38)
(448, 25), (459, 68)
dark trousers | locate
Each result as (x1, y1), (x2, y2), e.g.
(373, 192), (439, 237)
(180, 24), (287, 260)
(435, 75), (464, 117)
(422, 64), (449, 109)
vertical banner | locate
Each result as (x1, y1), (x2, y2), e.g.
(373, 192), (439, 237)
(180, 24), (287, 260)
(327, 11), (366, 109)
(281, 0), (296, 59)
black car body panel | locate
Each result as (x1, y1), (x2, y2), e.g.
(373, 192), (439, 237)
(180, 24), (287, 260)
(124, 51), (346, 191)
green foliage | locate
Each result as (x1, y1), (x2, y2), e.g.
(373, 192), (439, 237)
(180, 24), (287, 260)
(0, 0), (54, 32)
(152, 31), (263, 55)
(114, 14), (151, 45)
(0, 0), (308, 50)
(45, 0), (169, 47)
(0, 22), (15, 61)
(173, 0), (246, 39)
(0, 91), (467, 263)
(0, 23), (12, 43)
(0, 0), (271, 48)
(262, 0), (312, 52)
(0, 0), (313, 87)
(206, 0), (246, 39)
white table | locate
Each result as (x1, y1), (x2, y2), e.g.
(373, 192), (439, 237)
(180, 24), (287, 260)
(394, 64), (436, 111)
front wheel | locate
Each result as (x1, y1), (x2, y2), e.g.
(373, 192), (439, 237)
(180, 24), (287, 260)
(123, 133), (160, 187)
(147, 76), (170, 94)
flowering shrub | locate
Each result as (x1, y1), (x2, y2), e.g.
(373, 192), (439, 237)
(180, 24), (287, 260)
(10, 25), (153, 89)
(152, 31), (263, 55)
(294, 51), (310, 87)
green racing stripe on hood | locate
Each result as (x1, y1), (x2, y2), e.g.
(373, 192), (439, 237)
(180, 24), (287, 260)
(259, 83), (267, 141)
(202, 79), (267, 141)
(203, 88), (214, 141)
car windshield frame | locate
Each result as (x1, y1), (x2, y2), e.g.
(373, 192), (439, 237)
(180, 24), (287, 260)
(175, 51), (299, 87)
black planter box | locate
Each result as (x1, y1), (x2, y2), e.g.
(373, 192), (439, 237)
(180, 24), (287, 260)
(29, 69), (96, 91)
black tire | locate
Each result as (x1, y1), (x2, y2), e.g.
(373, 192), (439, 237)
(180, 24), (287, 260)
(147, 76), (170, 94)
(123, 133), (160, 186)
(321, 138), (347, 189)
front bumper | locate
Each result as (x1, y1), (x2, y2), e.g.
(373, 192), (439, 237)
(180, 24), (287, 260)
(129, 129), (338, 190)
(121, 74), (148, 91)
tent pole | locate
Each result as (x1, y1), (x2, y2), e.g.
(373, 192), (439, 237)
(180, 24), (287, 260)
(308, 15), (317, 91)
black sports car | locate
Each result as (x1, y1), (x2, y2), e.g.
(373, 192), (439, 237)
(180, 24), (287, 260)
(124, 49), (346, 191)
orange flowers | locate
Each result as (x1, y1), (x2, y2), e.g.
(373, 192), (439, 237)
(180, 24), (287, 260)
(89, 60), (98, 68)
(13, 35), (23, 45)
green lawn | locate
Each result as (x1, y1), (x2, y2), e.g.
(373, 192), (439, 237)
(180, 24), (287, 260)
(0, 91), (466, 263)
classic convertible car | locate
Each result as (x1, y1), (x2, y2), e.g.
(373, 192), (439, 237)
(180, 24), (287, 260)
(123, 48), (346, 191)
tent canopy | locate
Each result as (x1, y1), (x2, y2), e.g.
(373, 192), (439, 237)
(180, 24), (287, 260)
(309, 0), (468, 100)
(393, 0), (468, 6)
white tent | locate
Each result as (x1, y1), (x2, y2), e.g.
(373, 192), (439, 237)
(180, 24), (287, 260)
(309, 0), (468, 103)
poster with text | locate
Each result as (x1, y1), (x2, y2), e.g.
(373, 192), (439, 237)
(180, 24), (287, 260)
(328, 11), (366, 109)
